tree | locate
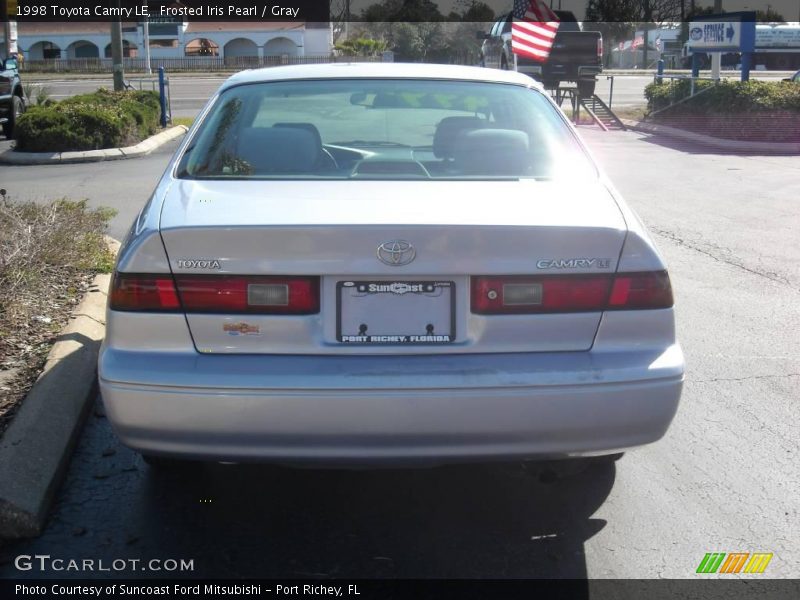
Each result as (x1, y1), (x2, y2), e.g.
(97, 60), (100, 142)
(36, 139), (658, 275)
(456, 0), (495, 22)
(584, 0), (636, 67)
(583, 0), (683, 68)
(334, 37), (389, 57)
(754, 8), (785, 22)
(351, 0), (492, 65)
(361, 0), (444, 22)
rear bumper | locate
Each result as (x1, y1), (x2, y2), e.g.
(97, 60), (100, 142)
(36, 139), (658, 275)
(98, 345), (684, 465)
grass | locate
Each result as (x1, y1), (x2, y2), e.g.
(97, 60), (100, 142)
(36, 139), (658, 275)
(608, 105), (648, 121)
(171, 117), (195, 128)
(0, 196), (116, 435)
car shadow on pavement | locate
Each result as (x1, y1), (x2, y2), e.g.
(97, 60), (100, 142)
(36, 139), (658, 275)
(1, 401), (616, 585)
(137, 459), (614, 580)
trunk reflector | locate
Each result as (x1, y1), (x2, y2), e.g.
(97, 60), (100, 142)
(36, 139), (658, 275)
(248, 283), (289, 306)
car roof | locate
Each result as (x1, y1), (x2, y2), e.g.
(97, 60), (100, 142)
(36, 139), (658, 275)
(220, 62), (543, 91)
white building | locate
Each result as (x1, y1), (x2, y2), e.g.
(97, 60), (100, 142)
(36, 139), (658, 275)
(17, 20), (332, 61)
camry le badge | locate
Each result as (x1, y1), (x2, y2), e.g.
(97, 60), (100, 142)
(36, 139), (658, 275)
(377, 240), (416, 266)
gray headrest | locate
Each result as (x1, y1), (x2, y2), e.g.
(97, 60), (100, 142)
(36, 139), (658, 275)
(433, 116), (486, 159)
(273, 122), (324, 149)
(237, 127), (320, 174)
(452, 129), (530, 176)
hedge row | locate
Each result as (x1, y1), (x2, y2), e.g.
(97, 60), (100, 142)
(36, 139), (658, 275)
(644, 79), (800, 115)
(643, 80), (800, 142)
(15, 89), (161, 152)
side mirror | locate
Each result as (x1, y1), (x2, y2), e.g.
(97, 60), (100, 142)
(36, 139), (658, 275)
(3, 58), (18, 71)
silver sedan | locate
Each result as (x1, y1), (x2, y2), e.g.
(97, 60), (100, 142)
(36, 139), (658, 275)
(98, 63), (684, 468)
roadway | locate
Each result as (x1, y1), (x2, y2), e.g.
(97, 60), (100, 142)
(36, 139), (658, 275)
(20, 72), (790, 117)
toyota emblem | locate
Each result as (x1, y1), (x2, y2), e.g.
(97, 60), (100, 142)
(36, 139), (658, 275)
(377, 240), (416, 266)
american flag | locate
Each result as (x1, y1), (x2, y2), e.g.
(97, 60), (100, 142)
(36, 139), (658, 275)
(511, 0), (561, 63)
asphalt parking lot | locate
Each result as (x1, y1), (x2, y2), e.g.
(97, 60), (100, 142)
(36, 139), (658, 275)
(0, 121), (798, 578)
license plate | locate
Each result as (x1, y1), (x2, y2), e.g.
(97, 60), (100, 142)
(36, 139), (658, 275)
(337, 281), (455, 344)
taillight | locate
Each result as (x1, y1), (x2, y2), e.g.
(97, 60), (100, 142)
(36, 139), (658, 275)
(597, 37), (603, 57)
(110, 273), (319, 314)
(472, 275), (611, 314)
(110, 273), (181, 311)
(471, 271), (672, 314)
(608, 271), (672, 309)
(174, 275), (319, 314)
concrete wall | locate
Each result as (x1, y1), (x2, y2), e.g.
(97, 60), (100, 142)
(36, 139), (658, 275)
(304, 27), (332, 56)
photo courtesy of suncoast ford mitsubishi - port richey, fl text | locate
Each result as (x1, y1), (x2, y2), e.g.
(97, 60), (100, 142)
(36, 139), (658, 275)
(0, 0), (798, 599)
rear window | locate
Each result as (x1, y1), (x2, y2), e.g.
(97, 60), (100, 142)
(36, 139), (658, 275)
(176, 78), (597, 181)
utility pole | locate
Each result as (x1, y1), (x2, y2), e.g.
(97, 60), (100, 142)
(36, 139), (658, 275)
(3, 21), (11, 57)
(143, 16), (151, 75)
(642, 1), (652, 70)
(2, 0), (13, 58)
(711, 0), (722, 80)
(110, 0), (124, 90)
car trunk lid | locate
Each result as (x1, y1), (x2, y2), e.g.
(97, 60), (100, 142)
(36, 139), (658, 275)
(158, 178), (627, 354)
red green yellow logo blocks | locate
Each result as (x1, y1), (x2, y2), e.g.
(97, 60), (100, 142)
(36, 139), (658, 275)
(696, 552), (773, 574)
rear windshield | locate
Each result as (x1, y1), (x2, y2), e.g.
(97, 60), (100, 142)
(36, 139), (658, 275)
(176, 78), (597, 181)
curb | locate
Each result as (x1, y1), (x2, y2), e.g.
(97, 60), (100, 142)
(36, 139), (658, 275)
(0, 246), (116, 537)
(621, 119), (800, 154)
(0, 125), (188, 165)
(603, 69), (796, 77)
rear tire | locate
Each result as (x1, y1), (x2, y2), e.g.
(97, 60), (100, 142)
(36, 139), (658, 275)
(2, 95), (24, 139)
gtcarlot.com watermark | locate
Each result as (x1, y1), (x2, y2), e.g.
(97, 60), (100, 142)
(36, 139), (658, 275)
(14, 554), (194, 573)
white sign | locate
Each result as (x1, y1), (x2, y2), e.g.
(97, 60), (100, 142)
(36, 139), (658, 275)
(755, 26), (800, 49)
(688, 21), (741, 49)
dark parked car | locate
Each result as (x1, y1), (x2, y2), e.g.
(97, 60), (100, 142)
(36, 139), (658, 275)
(0, 55), (25, 139)
(479, 10), (603, 97)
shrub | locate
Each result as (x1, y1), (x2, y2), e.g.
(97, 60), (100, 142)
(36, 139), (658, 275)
(15, 89), (161, 152)
(644, 79), (800, 115)
(644, 80), (800, 142)
(0, 198), (116, 305)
